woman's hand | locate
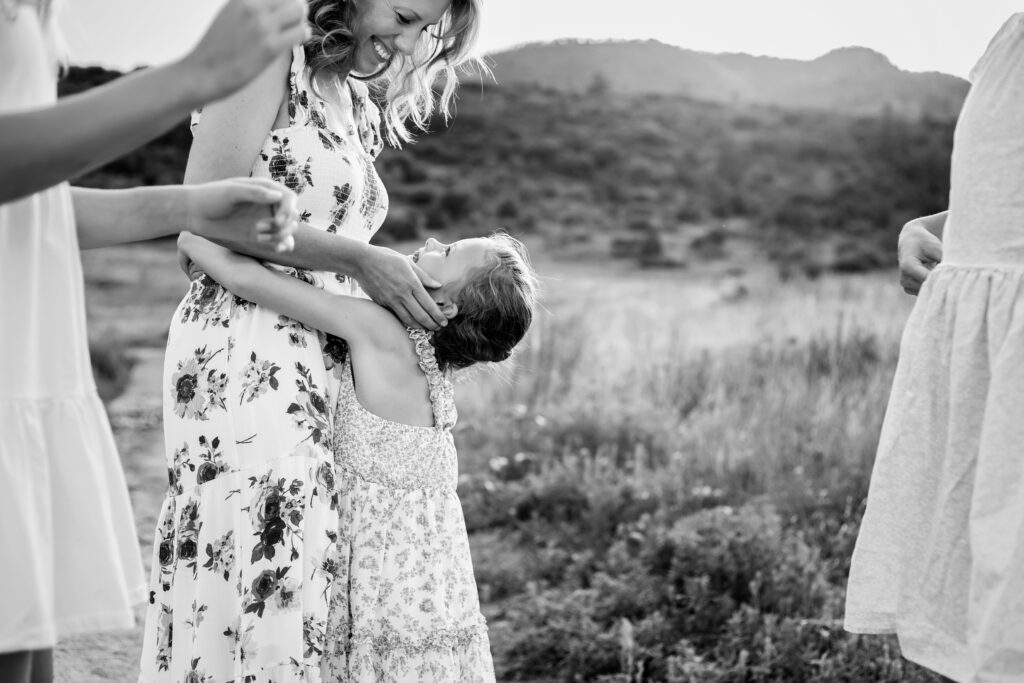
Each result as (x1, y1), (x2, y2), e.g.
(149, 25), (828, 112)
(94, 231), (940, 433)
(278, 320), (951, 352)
(356, 246), (448, 330)
(186, 178), (298, 253)
(898, 217), (945, 295)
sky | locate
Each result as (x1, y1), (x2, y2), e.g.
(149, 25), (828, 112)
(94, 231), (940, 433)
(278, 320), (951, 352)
(59, 0), (1022, 79)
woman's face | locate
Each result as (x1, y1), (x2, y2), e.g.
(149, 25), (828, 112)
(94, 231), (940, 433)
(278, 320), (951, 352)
(349, 0), (452, 76)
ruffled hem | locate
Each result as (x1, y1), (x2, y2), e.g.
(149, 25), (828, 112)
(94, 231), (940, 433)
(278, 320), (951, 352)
(328, 625), (495, 682)
(0, 391), (146, 650)
(847, 261), (1024, 681)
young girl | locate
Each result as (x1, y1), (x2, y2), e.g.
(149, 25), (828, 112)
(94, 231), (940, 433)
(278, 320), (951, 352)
(0, 1), (304, 681)
(845, 13), (1024, 682)
(179, 230), (537, 681)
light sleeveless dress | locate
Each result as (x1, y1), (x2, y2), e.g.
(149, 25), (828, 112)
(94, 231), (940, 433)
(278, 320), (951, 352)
(845, 14), (1024, 682)
(138, 45), (388, 681)
(0, 4), (146, 654)
(323, 329), (495, 681)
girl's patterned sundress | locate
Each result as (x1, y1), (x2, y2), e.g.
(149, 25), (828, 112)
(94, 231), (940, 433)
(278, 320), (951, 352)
(323, 329), (494, 681)
(845, 14), (1024, 682)
(139, 45), (388, 682)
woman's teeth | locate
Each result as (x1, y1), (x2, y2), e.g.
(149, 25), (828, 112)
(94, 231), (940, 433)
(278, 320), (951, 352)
(372, 38), (391, 63)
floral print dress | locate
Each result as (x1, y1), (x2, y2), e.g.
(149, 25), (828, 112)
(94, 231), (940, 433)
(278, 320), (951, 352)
(323, 329), (495, 682)
(139, 45), (388, 683)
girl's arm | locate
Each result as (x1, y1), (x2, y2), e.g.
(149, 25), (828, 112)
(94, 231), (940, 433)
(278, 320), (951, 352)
(0, 0), (309, 204)
(179, 232), (400, 352)
(71, 179), (297, 250)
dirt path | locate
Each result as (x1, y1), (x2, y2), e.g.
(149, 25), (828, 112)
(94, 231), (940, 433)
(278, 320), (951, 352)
(54, 348), (166, 683)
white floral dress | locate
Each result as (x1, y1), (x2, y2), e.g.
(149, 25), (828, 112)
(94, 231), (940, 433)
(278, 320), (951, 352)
(323, 329), (495, 682)
(139, 46), (388, 682)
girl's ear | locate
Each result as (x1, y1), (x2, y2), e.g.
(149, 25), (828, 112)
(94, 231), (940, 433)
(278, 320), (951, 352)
(439, 301), (459, 320)
(435, 288), (459, 319)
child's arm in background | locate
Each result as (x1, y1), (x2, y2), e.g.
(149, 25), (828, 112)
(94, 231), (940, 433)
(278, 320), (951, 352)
(71, 180), (296, 250)
(178, 232), (400, 351)
(898, 210), (946, 296)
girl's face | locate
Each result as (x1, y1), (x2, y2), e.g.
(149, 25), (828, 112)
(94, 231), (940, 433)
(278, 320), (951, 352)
(349, 0), (452, 76)
(411, 237), (492, 288)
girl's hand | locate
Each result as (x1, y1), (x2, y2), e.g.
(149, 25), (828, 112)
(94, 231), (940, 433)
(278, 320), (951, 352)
(179, 0), (310, 104)
(898, 219), (943, 295)
(186, 178), (298, 253)
(356, 245), (447, 330)
(177, 248), (205, 282)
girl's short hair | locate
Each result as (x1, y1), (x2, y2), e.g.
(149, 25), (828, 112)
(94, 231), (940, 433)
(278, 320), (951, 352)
(305, 0), (486, 147)
(432, 233), (539, 371)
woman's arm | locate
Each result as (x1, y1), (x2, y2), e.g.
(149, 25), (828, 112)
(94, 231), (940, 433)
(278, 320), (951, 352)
(184, 57), (447, 330)
(0, 0), (309, 204)
(71, 180), (297, 250)
(898, 210), (946, 295)
(179, 232), (398, 351)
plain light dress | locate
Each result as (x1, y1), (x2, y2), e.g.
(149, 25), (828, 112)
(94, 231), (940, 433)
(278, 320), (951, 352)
(0, 3), (147, 654)
(846, 14), (1024, 683)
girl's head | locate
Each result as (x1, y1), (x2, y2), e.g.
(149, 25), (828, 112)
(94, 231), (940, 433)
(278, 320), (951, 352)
(305, 0), (484, 146)
(411, 233), (538, 371)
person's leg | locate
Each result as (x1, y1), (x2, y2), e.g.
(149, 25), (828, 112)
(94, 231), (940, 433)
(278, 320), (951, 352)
(0, 650), (33, 683)
(30, 648), (53, 683)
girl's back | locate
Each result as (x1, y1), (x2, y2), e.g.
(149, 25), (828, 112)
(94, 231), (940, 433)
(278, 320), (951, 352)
(324, 328), (495, 680)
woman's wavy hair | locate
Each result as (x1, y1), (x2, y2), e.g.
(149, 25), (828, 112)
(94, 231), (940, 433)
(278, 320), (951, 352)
(431, 232), (538, 372)
(304, 0), (486, 147)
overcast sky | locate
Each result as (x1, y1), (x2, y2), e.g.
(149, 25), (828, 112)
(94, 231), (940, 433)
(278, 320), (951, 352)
(59, 0), (1021, 78)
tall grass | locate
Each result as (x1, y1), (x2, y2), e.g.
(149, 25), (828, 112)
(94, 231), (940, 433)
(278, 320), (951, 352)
(452, 272), (941, 681)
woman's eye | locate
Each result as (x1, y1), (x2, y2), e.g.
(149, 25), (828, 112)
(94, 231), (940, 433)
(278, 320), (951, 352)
(445, 246), (452, 256)
(396, 12), (411, 25)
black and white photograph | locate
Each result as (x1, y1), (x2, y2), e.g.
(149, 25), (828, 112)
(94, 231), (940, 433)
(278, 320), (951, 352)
(2, 0), (1023, 681)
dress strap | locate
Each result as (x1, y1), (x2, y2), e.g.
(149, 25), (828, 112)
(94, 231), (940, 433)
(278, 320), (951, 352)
(407, 328), (457, 430)
(286, 44), (313, 127)
(347, 79), (385, 159)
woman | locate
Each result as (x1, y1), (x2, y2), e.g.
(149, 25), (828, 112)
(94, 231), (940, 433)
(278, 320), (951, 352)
(139, 0), (484, 680)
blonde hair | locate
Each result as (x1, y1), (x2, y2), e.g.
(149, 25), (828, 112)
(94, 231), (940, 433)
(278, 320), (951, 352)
(304, 0), (487, 147)
(431, 232), (539, 371)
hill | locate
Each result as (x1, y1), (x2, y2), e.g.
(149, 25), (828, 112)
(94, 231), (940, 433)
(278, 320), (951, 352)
(481, 40), (969, 119)
(60, 62), (957, 275)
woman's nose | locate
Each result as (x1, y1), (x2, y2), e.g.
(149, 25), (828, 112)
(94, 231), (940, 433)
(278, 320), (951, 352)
(426, 237), (441, 250)
(395, 28), (419, 57)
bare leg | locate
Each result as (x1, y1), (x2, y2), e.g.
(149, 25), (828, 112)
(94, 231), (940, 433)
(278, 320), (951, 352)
(0, 650), (32, 683)
(30, 649), (53, 683)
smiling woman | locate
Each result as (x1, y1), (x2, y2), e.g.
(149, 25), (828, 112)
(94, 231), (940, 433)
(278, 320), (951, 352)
(306, 0), (483, 145)
(139, 0), (490, 681)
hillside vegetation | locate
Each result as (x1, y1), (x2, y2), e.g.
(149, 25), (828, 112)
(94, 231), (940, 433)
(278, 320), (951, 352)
(62, 52), (959, 276)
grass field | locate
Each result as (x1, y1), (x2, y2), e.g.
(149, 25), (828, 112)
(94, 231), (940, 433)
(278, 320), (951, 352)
(67, 237), (943, 682)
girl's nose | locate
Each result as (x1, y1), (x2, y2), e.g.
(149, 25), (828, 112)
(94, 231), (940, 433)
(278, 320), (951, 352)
(426, 237), (442, 251)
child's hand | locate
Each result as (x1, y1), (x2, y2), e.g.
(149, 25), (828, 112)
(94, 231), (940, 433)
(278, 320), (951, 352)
(180, 0), (310, 104)
(185, 178), (298, 253)
(176, 248), (205, 282)
(898, 220), (943, 295)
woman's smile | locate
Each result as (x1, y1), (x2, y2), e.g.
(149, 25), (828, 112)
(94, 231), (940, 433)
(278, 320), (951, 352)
(371, 37), (393, 64)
